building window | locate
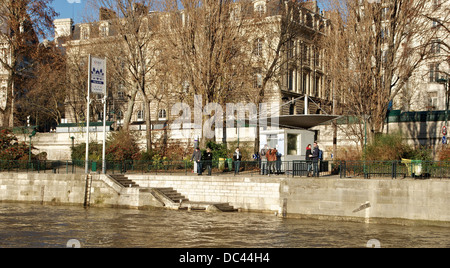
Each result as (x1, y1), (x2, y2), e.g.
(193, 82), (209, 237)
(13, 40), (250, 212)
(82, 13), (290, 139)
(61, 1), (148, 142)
(302, 72), (309, 95)
(81, 27), (89, 40)
(255, 4), (265, 17)
(254, 72), (263, 88)
(158, 109), (167, 120)
(100, 24), (109, 37)
(287, 40), (295, 59)
(287, 134), (299, 155)
(288, 70), (294, 91)
(117, 110), (123, 120)
(302, 44), (309, 65)
(381, 8), (390, 21)
(254, 38), (263, 57)
(137, 110), (144, 121)
(429, 63), (440, 82)
(431, 40), (441, 54)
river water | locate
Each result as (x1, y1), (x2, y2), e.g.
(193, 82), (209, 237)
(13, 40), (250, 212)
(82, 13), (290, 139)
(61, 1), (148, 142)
(0, 203), (448, 248)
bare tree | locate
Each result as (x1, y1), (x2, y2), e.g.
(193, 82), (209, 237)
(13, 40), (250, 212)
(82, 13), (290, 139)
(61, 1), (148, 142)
(161, 0), (250, 147)
(240, 0), (329, 154)
(16, 41), (66, 129)
(86, 0), (162, 151)
(0, 0), (57, 127)
(321, 0), (439, 148)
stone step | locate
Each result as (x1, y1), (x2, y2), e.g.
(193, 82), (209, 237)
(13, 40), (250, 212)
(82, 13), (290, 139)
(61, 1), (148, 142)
(151, 188), (238, 213)
(179, 202), (238, 212)
(109, 175), (140, 188)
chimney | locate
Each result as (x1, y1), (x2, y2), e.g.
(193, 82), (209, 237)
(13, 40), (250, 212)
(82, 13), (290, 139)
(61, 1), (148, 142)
(54, 18), (73, 40)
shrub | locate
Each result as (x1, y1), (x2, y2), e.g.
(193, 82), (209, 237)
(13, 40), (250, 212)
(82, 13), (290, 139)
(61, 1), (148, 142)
(71, 142), (102, 162)
(105, 130), (141, 161)
(204, 140), (228, 162)
(0, 129), (35, 161)
(437, 146), (450, 161)
(364, 132), (431, 161)
(334, 146), (362, 161)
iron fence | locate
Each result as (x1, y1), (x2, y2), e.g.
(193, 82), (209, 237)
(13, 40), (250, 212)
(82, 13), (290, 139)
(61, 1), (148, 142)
(1, 159), (449, 179)
(339, 160), (450, 179)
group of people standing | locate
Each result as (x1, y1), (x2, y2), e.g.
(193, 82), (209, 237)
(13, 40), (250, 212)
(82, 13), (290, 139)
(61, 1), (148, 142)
(191, 141), (322, 177)
(191, 147), (242, 176)
(306, 141), (321, 177)
(259, 145), (282, 175)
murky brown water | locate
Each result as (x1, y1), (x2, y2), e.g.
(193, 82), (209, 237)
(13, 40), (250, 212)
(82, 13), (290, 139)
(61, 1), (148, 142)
(0, 203), (448, 248)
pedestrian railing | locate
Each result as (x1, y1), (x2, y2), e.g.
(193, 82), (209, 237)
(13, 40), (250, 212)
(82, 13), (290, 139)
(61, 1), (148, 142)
(1, 159), (449, 179)
(339, 160), (450, 179)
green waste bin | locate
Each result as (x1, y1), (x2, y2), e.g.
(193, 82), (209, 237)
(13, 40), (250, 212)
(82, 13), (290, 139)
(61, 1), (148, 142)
(226, 158), (233, 171)
(92, 162), (97, 172)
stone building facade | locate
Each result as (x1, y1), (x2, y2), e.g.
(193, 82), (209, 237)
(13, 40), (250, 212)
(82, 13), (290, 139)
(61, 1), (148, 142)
(54, 0), (332, 147)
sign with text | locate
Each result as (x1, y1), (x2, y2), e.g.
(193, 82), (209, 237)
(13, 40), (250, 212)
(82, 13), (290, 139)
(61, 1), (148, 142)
(90, 57), (106, 95)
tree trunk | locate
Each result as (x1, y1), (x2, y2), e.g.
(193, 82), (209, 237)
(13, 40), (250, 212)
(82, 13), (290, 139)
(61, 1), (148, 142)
(2, 68), (14, 128)
(122, 88), (138, 130)
(144, 98), (152, 152)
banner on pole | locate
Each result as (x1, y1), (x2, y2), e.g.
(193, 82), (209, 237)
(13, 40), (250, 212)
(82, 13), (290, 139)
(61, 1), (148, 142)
(90, 57), (106, 95)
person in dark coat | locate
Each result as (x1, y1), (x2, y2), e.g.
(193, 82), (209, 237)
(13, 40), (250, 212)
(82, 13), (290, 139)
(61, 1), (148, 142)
(309, 142), (320, 177)
(233, 147), (242, 175)
(204, 148), (213, 176)
(191, 147), (202, 175)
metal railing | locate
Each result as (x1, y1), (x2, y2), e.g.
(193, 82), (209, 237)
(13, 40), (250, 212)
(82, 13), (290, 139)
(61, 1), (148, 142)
(339, 160), (450, 179)
(1, 159), (449, 179)
(0, 159), (336, 177)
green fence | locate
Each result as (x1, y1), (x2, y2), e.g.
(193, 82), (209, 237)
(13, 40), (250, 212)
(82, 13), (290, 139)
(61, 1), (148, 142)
(339, 160), (450, 179)
(1, 159), (449, 179)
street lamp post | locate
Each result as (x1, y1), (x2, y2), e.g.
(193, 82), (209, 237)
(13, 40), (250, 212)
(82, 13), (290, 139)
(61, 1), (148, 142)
(437, 78), (448, 145)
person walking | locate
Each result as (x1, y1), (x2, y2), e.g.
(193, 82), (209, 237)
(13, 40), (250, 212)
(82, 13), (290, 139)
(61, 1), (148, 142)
(306, 144), (312, 177)
(191, 147), (203, 176)
(233, 147), (242, 175)
(204, 148), (213, 176)
(309, 142), (320, 177)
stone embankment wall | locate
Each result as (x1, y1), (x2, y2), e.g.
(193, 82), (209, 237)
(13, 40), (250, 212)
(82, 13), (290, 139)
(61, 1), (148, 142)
(1, 173), (449, 226)
(281, 178), (450, 225)
(129, 175), (283, 213)
(130, 175), (450, 225)
(0, 173), (161, 209)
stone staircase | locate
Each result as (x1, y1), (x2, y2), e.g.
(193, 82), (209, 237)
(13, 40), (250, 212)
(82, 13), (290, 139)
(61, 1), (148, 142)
(106, 177), (238, 213)
(109, 174), (140, 188)
(150, 187), (238, 212)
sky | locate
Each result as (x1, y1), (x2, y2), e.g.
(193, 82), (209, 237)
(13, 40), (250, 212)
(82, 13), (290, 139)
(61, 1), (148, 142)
(52, 0), (87, 24)
(50, 0), (327, 25)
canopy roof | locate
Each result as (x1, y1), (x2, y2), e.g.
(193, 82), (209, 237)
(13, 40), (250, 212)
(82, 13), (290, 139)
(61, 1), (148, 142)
(263, 115), (341, 129)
